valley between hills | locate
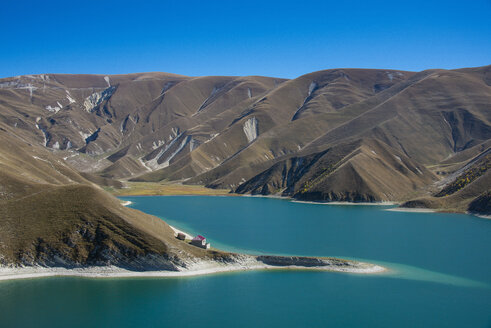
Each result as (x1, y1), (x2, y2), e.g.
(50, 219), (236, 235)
(0, 66), (489, 273)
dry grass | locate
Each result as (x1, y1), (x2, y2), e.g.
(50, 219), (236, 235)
(109, 182), (233, 196)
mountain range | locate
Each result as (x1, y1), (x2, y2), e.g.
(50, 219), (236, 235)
(0, 66), (490, 266)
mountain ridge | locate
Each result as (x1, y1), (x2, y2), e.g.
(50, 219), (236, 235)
(1, 65), (490, 214)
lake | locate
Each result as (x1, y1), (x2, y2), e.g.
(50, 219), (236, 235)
(1, 196), (490, 327)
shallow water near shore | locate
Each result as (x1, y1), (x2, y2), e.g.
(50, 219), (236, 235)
(1, 195), (490, 327)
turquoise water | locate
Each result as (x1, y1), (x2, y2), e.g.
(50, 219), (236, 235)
(1, 196), (490, 327)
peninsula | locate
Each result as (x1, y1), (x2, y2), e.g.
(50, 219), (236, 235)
(1, 66), (489, 281)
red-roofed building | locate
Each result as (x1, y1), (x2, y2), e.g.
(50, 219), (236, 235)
(191, 235), (210, 249)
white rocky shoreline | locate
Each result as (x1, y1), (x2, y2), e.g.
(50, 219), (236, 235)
(0, 198), (382, 284)
(0, 256), (386, 282)
(0, 198), (394, 282)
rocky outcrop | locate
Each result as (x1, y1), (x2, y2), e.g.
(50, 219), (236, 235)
(256, 255), (351, 268)
(83, 86), (116, 112)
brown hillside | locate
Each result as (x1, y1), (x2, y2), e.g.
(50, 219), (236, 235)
(1, 66), (490, 213)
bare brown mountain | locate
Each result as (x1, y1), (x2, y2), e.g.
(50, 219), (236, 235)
(0, 66), (490, 215)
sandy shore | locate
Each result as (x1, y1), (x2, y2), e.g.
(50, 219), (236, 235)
(0, 198), (388, 282)
(122, 199), (195, 240)
(121, 200), (133, 206)
(242, 194), (286, 199)
(0, 214), (386, 281)
(242, 194), (397, 206)
(292, 200), (397, 206)
(471, 213), (491, 219)
(386, 207), (436, 213)
(0, 258), (386, 282)
(123, 199), (196, 241)
(52, 193), (387, 284)
(169, 225), (194, 240)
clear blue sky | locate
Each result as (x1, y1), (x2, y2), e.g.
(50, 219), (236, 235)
(1, 0), (490, 79)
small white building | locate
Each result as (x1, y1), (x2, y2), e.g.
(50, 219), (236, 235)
(191, 235), (210, 249)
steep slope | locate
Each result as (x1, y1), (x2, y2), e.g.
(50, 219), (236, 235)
(135, 68), (413, 184)
(0, 130), (227, 268)
(1, 66), (490, 213)
(236, 139), (435, 202)
(302, 68), (491, 164)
